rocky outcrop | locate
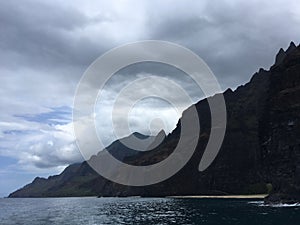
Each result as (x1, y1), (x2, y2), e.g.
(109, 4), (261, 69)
(261, 41), (300, 203)
(9, 42), (300, 202)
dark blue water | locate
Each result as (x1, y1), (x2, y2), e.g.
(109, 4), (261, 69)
(0, 197), (299, 225)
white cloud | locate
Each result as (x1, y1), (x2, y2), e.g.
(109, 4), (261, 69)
(1, 119), (82, 170)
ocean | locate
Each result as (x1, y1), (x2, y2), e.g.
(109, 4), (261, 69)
(0, 197), (299, 225)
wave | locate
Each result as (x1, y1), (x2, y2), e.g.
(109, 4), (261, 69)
(248, 201), (300, 208)
(266, 203), (300, 208)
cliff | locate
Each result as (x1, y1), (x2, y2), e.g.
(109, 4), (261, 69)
(9, 42), (300, 203)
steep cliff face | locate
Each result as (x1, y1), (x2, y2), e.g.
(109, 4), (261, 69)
(262, 42), (300, 203)
(9, 42), (300, 201)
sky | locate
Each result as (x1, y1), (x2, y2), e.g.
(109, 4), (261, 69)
(0, 0), (300, 197)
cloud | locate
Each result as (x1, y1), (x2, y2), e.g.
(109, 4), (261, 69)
(0, 109), (83, 170)
(0, 0), (110, 70)
(15, 106), (72, 125)
(146, 0), (300, 88)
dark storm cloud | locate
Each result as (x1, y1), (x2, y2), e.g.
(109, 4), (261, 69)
(150, 16), (212, 41)
(0, 0), (111, 70)
(146, 0), (300, 88)
(1, 0), (299, 89)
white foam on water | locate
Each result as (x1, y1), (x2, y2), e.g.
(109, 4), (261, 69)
(267, 203), (300, 208)
(248, 201), (300, 208)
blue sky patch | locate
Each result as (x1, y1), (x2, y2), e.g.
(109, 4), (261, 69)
(14, 106), (72, 125)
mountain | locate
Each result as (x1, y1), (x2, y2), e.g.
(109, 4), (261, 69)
(8, 132), (166, 197)
(9, 42), (300, 203)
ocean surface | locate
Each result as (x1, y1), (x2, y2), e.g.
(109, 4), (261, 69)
(0, 197), (299, 225)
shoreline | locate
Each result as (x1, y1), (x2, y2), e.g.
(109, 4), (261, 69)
(6, 194), (268, 199)
(167, 194), (268, 199)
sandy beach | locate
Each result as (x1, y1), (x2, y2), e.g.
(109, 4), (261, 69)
(167, 194), (268, 199)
